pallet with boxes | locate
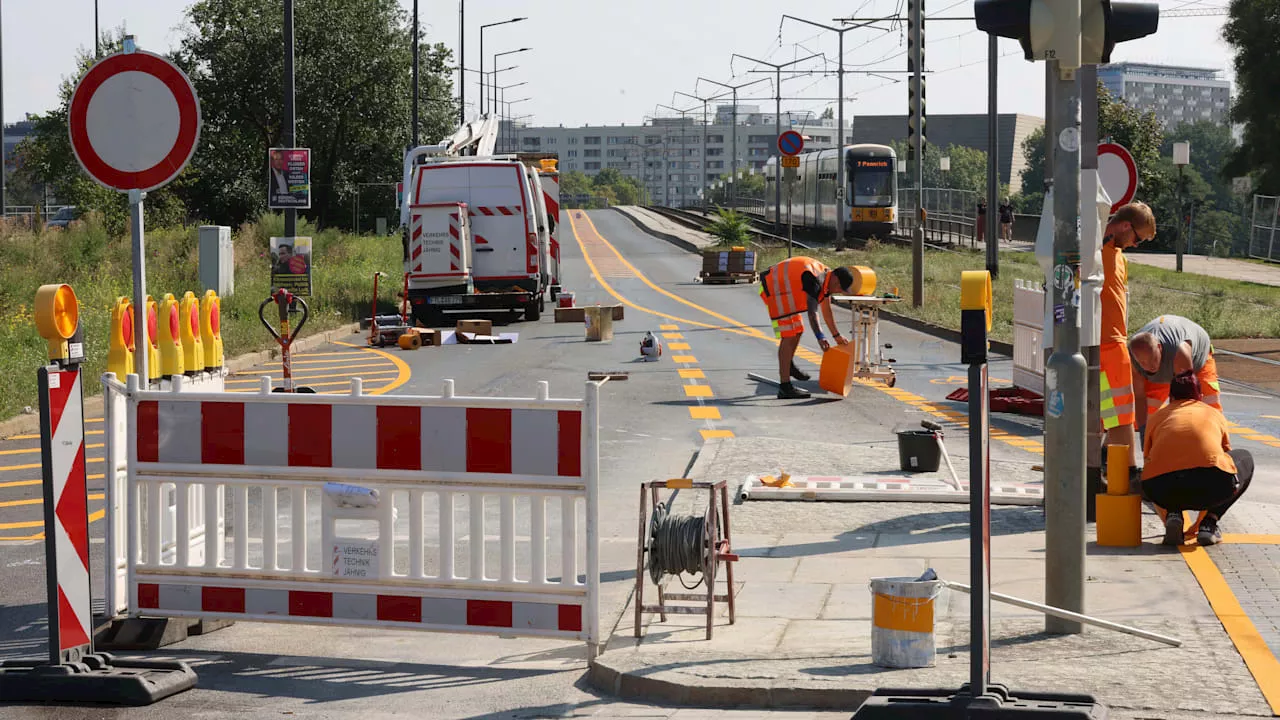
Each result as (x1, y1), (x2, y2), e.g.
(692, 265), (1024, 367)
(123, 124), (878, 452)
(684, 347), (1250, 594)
(699, 247), (757, 284)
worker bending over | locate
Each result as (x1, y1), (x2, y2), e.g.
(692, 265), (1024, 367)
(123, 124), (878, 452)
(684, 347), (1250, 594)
(1129, 314), (1222, 431)
(1143, 372), (1252, 546)
(758, 257), (854, 399)
(1097, 202), (1156, 495)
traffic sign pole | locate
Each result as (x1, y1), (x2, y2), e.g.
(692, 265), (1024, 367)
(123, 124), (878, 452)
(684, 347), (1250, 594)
(130, 188), (148, 388)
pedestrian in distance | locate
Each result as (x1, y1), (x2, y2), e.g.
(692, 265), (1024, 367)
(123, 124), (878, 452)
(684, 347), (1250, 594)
(758, 257), (855, 400)
(998, 198), (1014, 242)
(1142, 371), (1252, 546)
(1129, 314), (1223, 430)
(1092, 201), (1157, 515)
(975, 199), (987, 246)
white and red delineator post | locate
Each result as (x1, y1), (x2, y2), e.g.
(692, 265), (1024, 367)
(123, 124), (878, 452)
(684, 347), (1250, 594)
(38, 366), (94, 663)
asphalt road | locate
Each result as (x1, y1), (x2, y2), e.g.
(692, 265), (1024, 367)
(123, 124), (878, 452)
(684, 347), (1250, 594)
(2, 207), (1280, 718)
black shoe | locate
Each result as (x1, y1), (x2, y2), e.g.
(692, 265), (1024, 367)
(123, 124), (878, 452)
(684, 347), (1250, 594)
(789, 362), (811, 382)
(777, 382), (811, 399)
(1197, 517), (1223, 546)
(1162, 511), (1185, 547)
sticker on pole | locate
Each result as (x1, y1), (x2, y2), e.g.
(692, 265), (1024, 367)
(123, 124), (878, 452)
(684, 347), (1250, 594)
(68, 49), (202, 193)
(1097, 143), (1138, 214)
(778, 130), (804, 156)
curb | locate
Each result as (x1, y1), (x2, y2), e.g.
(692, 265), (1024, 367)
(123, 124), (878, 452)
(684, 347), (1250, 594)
(0, 322), (360, 438)
(587, 655), (872, 710)
(610, 207), (707, 255)
(880, 310), (1014, 357)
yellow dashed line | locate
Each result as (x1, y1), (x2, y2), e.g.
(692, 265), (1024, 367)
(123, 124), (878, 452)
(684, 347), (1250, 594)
(673, 355), (698, 363)
(700, 429), (735, 440)
(689, 407), (722, 420)
(669, 343), (691, 351)
(678, 369), (706, 379)
(660, 324), (679, 331)
(662, 333), (685, 340)
(684, 385), (713, 398)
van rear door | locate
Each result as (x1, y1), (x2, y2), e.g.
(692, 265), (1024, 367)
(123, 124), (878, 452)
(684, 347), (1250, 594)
(416, 162), (531, 283)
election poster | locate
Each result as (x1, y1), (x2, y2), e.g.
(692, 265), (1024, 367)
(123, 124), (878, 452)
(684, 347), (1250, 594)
(270, 236), (313, 296)
(268, 147), (311, 209)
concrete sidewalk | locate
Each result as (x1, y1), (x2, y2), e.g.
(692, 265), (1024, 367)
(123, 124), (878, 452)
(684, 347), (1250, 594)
(1127, 252), (1280, 287)
(589, 437), (1274, 718)
(612, 206), (718, 252)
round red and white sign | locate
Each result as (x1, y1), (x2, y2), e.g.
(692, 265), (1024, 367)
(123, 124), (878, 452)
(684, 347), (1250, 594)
(1097, 142), (1138, 214)
(68, 50), (201, 193)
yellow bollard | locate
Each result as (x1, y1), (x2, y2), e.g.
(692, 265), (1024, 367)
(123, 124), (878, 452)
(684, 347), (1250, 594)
(107, 297), (134, 379)
(179, 291), (205, 374)
(200, 290), (224, 369)
(157, 293), (185, 377)
(144, 296), (162, 381)
(1096, 443), (1142, 547)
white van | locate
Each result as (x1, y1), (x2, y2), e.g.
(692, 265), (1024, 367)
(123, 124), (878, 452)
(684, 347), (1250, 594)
(401, 155), (548, 324)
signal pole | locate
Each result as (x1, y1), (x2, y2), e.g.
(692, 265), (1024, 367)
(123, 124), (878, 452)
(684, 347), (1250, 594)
(908, 0), (926, 306)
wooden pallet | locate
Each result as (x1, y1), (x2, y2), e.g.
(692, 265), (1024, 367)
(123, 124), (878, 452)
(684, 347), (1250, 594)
(699, 271), (758, 285)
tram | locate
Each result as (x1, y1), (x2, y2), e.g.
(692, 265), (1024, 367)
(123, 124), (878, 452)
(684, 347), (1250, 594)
(763, 143), (898, 239)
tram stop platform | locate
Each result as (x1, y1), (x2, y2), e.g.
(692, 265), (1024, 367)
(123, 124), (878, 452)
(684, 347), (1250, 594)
(589, 437), (1275, 720)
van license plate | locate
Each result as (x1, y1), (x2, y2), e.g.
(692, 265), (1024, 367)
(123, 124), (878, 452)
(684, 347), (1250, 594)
(429, 296), (463, 305)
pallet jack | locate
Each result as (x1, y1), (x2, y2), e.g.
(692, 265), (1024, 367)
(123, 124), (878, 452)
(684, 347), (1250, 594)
(367, 271), (419, 348)
(258, 288), (315, 393)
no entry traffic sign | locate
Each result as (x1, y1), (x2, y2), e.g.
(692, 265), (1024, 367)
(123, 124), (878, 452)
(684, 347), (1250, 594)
(778, 130), (804, 157)
(1097, 142), (1137, 214)
(68, 49), (202, 193)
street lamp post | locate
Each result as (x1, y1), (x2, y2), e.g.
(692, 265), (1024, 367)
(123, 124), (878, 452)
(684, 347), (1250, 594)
(781, 15), (883, 249)
(731, 51), (823, 233)
(657, 103), (698, 209)
(675, 89), (732, 214)
(491, 48), (530, 113)
(1174, 141), (1190, 272)
(498, 95), (531, 152)
(412, 0), (419, 147)
(696, 76), (769, 211)
(480, 17), (526, 119)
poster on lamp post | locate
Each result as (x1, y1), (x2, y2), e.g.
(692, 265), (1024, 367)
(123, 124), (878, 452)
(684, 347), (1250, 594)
(267, 147), (311, 209)
(270, 236), (313, 296)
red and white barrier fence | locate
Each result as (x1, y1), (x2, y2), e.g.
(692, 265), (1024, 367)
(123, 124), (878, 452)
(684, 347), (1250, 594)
(102, 374), (601, 654)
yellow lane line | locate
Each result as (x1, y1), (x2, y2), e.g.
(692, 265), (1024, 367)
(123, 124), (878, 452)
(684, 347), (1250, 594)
(700, 430), (735, 440)
(1180, 545), (1280, 715)
(230, 361), (392, 376)
(659, 324), (679, 331)
(228, 378), (395, 390)
(0, 474), (104, 490)
(0, 493), (104, 509)
(672, 355), (698, 363)
(668, 343), (691, 351)
(289, 351), (369, 358)
(0, 443), (104, 457)
(662, 333), (685, 340)
(678, 369), (706, 379)
(334, 341), (411, 395)
(689, 406), (721, 420)
(1222, 534), (1280, 545)
(8, 430), (104, 441)
(0, 457), (102, 473)
(683, 385), (713, 398)
(225, 369), (400, 384)
(0, 509), (105, 540)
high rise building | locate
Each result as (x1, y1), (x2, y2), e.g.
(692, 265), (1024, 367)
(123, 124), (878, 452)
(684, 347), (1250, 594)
(1096, 63), (1231, 131)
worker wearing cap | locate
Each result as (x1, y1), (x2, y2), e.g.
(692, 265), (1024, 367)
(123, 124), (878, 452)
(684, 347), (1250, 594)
(758, 257), (854, 400)
(1129, 314), (1222, 430)
(1097, 202), (1156, 492)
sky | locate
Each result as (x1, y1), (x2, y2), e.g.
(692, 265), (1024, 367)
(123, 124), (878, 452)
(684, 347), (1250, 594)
(3, 0), (1235, 128)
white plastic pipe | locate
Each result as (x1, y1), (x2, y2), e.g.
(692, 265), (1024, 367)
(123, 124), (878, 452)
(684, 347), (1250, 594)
(945, 581), (1182, 647)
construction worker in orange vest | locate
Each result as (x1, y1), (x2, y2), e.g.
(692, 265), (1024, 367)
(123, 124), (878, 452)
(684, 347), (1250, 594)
(758, 257), (855, 399)
(1096, 201), (1156, 505)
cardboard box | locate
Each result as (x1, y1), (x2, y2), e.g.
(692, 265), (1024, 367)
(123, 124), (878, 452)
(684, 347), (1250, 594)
(456, 319), (493, 336)
(555, 307), (587, 323)
(610, 305), (625, 321)
(419, 328), (442, 346)
(584, 306), (614, 342)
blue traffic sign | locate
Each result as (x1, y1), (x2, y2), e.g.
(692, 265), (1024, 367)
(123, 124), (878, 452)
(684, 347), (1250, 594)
(778, 130), (804, 156)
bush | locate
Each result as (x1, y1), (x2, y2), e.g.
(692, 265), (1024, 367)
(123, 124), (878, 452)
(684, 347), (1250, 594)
(705, 208), (752, 247)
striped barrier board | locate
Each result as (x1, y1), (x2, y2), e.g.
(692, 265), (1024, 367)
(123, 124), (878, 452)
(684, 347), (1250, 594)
(739, 475), (1044, 506)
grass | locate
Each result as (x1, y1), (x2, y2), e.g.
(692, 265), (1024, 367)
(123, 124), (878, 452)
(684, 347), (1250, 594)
(755, 242), (1280, 344)
(0, 213), (402, 421)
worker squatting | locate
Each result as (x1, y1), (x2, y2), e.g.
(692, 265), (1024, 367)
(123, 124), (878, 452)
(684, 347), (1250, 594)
(759, 203), (1253, 546)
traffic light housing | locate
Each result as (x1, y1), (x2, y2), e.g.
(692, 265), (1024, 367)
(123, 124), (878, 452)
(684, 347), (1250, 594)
(975, 0), (1159, 67)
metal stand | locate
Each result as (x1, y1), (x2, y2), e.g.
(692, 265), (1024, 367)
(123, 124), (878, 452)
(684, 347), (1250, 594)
(634, 479), (738, 641)
(832, 294), (900, 386)
(853, 272), (1107, 718)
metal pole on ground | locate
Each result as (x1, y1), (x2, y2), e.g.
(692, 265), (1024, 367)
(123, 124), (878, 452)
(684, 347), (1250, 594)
(1044, 56), (1086, 635)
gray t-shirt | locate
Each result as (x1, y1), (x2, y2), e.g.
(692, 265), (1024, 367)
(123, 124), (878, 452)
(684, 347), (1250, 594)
(1130, 315), (1211, 384)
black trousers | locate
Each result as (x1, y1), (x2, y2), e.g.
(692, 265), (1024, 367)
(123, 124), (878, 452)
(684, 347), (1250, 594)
(1142, 449), (1254, 520)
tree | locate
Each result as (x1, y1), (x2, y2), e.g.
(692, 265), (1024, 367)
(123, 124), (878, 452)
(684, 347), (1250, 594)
(176, 0), (457, 228)
(889, 141), (996, 198)
(1162, 121), (1239, 209)
(1223, 0), (1280, 194)
(820, 107), (835, 121)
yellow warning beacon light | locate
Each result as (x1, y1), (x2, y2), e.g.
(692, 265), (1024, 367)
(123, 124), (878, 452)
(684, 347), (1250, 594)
(34, 284), (80, 362)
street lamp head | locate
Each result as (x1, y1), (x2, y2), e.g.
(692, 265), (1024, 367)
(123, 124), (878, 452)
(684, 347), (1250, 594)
(1173, 142), (1190, 167)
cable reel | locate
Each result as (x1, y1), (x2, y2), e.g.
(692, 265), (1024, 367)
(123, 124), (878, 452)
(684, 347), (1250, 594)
(646, 501), (715, 589)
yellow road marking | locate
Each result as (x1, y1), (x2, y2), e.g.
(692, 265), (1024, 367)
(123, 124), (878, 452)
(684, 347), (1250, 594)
(689, 407), (721, 420)
(660, 324), (679, 331)
(1180, 545), (1280, 714)
(0, 457), (102, 473)
(672, 355), (698, 363)
(662, 333), (685, 340)
(0, 443), (103, 457)
(225, 369), (399, 384)
(678, 369), (706, 379)
(668, 343), (691, 351)
(1222, 534), (1280, 544)
(1262, 415), (1280, 420)
(0, 493), (104, 509)
(289, 351), (369, 358)
(0, 474), (104, 490)
(231, 361), (391, 376)
(8, 430), (104, 441)
(0, 509), (105, 540)
(700, 429), (735, 440)
(683, 385), (713, 398)
(284, 357), (390, 366)
(335, 341), (411, 395)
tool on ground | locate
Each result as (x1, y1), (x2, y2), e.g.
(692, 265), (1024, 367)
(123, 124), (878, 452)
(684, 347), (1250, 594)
(830, 284), (899, 387)
(640, 331), (662, 360)
(634, 478), (737, 641)
(258, 288), (314, 393)
(920, 420), (963, 491)
(587, 370), (629, 382)
(367, 272), (417, 348)
(746, 371), (782, 388)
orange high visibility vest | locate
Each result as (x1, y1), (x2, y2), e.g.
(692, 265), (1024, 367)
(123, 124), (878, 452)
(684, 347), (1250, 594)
(761, 257), (830, 320)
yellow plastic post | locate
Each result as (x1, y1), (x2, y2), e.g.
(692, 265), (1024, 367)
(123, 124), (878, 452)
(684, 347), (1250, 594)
(107, 297), (134, 379)
(200, 290), (224, 369)
(179, 291), (205, 374)
(1097, 443), (1142, 547)
(145, 296), (161, 381)
(157, 293), (185, 377)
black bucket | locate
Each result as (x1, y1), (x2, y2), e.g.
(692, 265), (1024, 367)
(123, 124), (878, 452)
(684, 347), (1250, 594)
(897, 429), (941, 472)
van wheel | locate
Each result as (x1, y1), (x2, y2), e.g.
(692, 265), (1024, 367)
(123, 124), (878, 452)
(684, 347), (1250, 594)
(525, 299), (541, 322)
